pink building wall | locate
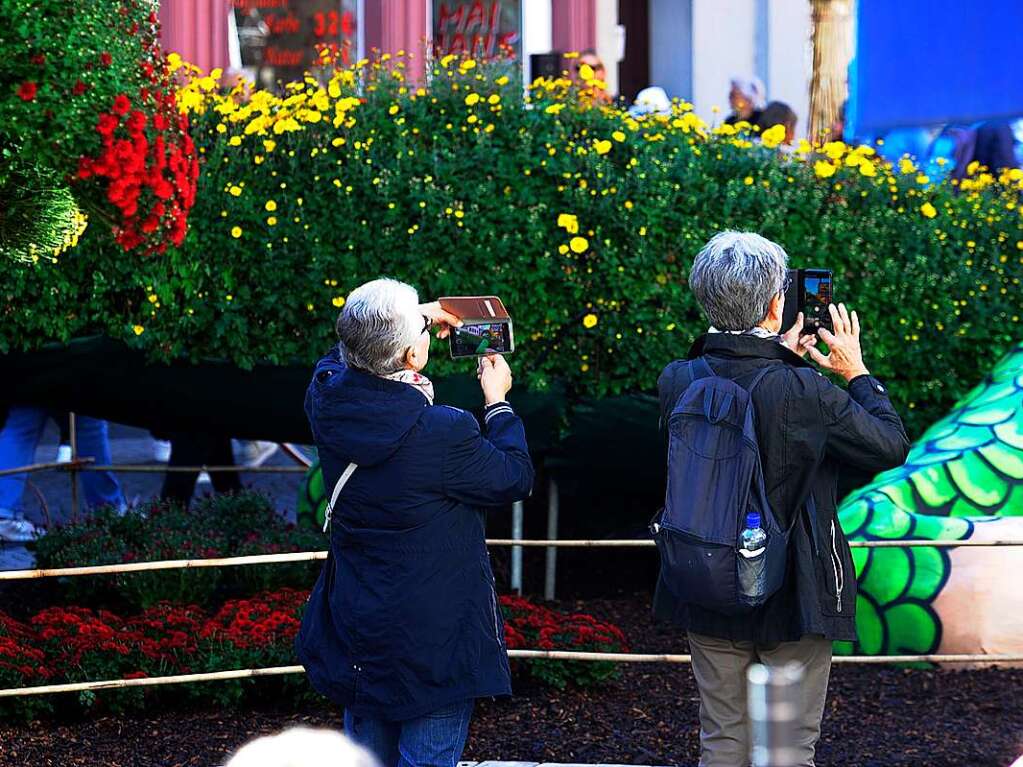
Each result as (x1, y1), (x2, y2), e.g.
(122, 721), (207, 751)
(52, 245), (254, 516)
(552, 0), (595, 55)
(159, 0), (231, 72)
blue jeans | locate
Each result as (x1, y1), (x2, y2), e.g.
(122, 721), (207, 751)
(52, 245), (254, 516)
(0, 407), (124, 517)
(344, 699), (474, 767)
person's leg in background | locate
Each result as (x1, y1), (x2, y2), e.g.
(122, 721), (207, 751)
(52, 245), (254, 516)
(206, 436), (243, 495)
(688, 631), (756, 767)
(74, 416), (125, 512)
(396, 699), (474, 767)
(0, 406), (48, 541)
(755, 634), (833, 767)
(161, 433), (243, 507)
(344, 709), (401, 767)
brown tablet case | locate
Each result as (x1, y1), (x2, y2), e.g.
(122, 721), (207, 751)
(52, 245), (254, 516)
(438, 296), (510, 322)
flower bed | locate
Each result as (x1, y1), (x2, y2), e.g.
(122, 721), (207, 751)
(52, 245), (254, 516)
(31, 493), (324, 612)
(4, 54), (1021, 435)
(0, 590), (626, 720)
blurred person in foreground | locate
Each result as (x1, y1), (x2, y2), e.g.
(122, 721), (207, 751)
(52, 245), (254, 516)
(226, 726), (379, 767)
(297, 278), (534, 767)
(655, 232), (910, 766)
(724, 76), (765, 126)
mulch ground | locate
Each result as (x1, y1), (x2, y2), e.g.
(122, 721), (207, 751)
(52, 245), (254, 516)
(1, 595), (1020, 767)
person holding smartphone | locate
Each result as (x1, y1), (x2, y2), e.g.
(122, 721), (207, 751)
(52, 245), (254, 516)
(297, 278), (534, 767)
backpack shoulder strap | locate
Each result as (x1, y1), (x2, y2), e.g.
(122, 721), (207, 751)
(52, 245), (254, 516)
(322, 462), (358, 533)
(746, 364), (774, 394)
(693, 356), (715, 380)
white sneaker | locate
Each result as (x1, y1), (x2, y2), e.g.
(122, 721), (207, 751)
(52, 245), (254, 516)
(238, 440), (279, 467)
(55, 444), (72, 464)
(197, 471), (212, 484)
(152, 439), (172, 463)
(0, 517), (39, 543)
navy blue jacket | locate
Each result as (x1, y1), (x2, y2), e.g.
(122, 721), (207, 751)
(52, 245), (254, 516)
(296, 349), (534, 721)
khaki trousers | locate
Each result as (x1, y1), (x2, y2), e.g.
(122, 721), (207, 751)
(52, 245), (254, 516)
(687, 632), (833, 767)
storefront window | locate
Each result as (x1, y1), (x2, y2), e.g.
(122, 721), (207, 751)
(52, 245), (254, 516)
(433, 0), (521, 60)
(232, 0), (359, 88)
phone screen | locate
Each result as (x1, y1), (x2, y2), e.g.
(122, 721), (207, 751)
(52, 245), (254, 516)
(802, 270), (833, 332)
(449, 322), (513, 358)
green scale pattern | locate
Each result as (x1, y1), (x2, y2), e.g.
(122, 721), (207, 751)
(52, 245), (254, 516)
(836, 342), (1023, 658)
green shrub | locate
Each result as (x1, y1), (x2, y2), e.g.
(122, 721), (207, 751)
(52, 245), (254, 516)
(3, 55), (1021, 436)
(33, 492), (323, 611)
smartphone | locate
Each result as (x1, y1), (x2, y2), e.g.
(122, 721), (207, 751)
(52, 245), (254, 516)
(783, 269), (833, 336)
(438, 296), (515, 359)
(449, 321), (515, 358)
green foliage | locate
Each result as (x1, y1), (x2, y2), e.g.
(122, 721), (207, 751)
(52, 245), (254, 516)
(3, 56), (1022, 436)
(33, 493), (324, 611)
(0, 153), (82, 262)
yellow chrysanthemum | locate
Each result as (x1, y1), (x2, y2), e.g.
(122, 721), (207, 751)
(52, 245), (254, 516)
(760, 124), (786, 149)
(814, 161), (836, 179)
(229, 185), (242, 197)
(332, 296), (345, 308)
(231, 226), (242, 238)
(265, 200), (277, 212)
(594, 139), (612, 155)
(920, 202), (937, 218)
(569, 236), (588, 254)
(557, 213), (579, 234)
(582, 313), (598, 328)
(133, 325), (145, 336)
(464, 93), (480, 106)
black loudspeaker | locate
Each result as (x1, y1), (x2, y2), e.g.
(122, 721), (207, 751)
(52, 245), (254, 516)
(529, 52), (562, 80)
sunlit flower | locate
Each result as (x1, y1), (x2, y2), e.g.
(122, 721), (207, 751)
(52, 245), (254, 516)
(582, 313), (598, 328)
(920, 202), (937, 218)
(570, 236), (588, 253)
(814, 161), (836, 178)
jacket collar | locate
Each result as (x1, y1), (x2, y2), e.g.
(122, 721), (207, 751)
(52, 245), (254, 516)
(687, 332), (813, 368)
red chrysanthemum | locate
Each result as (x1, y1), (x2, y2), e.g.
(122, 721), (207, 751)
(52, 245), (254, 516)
(17, 81), (37, 101)
(72, 80), (87, 96)
(112, 94), (131, 115)
(99, 51), (112, 66)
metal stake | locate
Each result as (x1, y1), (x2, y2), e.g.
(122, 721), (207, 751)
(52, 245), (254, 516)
(544, 478), (559, 601)
(510, 500), (524, 594)
(68, 412), (80, 523)
(748, 662), (805, 767)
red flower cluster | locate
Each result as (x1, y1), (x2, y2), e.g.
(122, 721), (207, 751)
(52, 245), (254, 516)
(200, 589), (307, 650)
(77, 78), (198, 253)
(500, 595), (628, 652)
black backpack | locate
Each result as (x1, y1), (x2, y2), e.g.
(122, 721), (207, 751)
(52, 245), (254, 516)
(652, 357), (790, 615)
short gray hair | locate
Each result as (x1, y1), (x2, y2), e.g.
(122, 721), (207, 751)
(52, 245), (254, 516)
(689, 231), (788, 331)
(336, 278), (421, 375)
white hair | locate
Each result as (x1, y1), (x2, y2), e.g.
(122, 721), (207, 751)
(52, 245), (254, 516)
(689, 231), (789, 331)
(730, 76), (766, 110)
(628, 86), (672, 118)
(226, 726), (380, 767)
(336, 278), (422, 376)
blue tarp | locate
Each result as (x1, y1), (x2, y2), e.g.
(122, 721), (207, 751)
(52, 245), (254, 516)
(848, 0), (1023, 137)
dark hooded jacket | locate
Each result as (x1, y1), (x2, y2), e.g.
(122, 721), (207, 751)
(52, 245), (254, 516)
(654, 333), (910, 643)
(296, 348), (534, 720)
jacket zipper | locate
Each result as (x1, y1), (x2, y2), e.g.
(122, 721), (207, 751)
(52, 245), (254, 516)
(829, 519), (845, 612)
(488, 581), (503, 646)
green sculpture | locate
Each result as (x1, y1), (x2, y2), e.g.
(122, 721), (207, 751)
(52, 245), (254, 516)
(837, 342), (1023, 659)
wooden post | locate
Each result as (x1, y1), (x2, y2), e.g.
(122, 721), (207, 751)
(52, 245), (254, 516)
(808, 0), (854, 143)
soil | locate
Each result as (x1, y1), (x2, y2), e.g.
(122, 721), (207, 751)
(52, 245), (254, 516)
(0, 595), (1020, 767)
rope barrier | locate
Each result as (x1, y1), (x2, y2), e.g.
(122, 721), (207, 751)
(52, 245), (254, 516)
(2, 651), (1022, 698)
(2, 538), (1022, 581)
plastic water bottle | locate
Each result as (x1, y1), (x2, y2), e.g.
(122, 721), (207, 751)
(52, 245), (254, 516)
(739, 512), (767, 559)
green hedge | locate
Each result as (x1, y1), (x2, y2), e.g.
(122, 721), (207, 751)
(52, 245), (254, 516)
(3, 55), (1022, 436)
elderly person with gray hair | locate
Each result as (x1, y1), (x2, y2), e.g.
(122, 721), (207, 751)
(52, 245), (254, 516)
(297, 278), (534, 767)
(724, 76), (766, 126)
(654, 232), (909, 766)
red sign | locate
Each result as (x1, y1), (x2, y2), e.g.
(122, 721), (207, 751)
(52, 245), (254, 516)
(433, 0), (521, 59)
